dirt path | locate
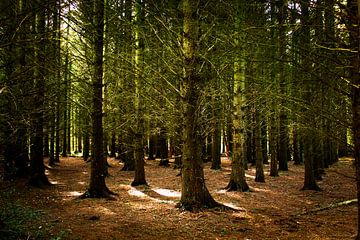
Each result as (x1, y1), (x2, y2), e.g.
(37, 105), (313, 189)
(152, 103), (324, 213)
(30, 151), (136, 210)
(0, 157), (357, 239)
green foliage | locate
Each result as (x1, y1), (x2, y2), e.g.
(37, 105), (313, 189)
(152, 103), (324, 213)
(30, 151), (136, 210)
(49, 230), (70, 240)
(0, 203), (48, 240)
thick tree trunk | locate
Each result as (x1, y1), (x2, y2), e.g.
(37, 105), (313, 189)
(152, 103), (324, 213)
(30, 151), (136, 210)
(29, 0), (51, 187)
(226, 1), (249, 192)
(177, 0), (219, 211)
(300, 0), (320, 192)
(132, 0), (147, 186)
(82, 0), (114, 198)
(301, 134), (320, 191)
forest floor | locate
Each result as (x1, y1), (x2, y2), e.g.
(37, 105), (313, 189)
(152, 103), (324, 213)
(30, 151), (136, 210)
(0, 156), (357, 240)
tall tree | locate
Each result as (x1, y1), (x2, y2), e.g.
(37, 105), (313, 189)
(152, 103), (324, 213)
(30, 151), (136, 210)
(269, 0), (279, 177)
(225, 0), (250, 192)
(81, 0), (115, 198)
(346, 0), (360, 237)
(29, 0), (51, 187)
(300, 0), (320, 191)
(277, 0), (289, 171)
(132, 0), (147, 186)
(177, 0), (220, 211)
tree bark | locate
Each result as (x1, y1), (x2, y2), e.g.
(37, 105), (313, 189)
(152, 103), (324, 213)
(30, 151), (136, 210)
(300, 0), (320, 191)
(29, 0), (51, 187)
(346, 0), (360, 238)
(226, 0), (249, 192)
(177, 0), (219, 211)
(132, 0), (147, 186)
(82, 0), (114, 198)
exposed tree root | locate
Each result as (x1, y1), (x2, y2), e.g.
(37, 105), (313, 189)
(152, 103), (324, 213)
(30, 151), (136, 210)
(296, 199), (357, 216)
(225, 180), (250, 192)
(327, 170), (356, 180)
(301, 185), (322, 191)
(28, 174), (52, 188)
(175, 200), (238, 212)
(80, 187), (117, 200)
(131, 181), (148, 187)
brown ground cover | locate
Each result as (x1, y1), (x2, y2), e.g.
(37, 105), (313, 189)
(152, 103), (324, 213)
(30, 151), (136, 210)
(0, 157), (357, 239)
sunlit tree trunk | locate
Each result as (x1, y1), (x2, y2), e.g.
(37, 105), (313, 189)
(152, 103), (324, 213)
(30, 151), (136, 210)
(177, 0), (219, 211)
(132, 0), (147, 186)
(226, 0), (249, 192)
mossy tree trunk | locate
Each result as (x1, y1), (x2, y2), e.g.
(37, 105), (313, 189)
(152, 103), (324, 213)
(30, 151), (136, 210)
(177, 0), (219, 211)
(132, 0), (147, 186)
(226, 0), (249, 192)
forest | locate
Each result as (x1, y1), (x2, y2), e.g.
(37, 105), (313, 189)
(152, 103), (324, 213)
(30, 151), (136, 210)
(0, 0), (359, 239)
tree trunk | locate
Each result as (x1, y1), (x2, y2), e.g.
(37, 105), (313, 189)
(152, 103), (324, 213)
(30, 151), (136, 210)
(110, 131), (116, 158)
(226, 0), (249, 192)
(159, 128), (169, 166)
(255, 109), (265, 183)
(82, 0), (114, 198)
(346, 0), (360, 238)
(211, 93), (221, 170)
(269, 0), (278, 177)
(277, 0), (289, 172)
(261, 119), (269, 164)
(29, 0), (51, 187)
(300, 0), (320, 191)
(177, 0), (219, 211)
(132, 0), (147, 186)
(148, 135), (156, 160)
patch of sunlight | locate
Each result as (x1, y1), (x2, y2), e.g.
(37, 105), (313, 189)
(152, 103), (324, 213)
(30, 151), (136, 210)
(222, 202), (244, 211)
(127, 187), (177, 205)
(251, 187), (271, 193)
(128, 188), (148, 198)
(232, 211), (252, 219)
(245, 173), (255, 179)
(95, 206), (116, 215)
(50, 181), (59, 185)
(66, 191), (83, 197)
(82, 171), (88, 175)
(217, 189), (227, 194)
(152, 188), (181, 198)
(77, 181), (86, 185)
